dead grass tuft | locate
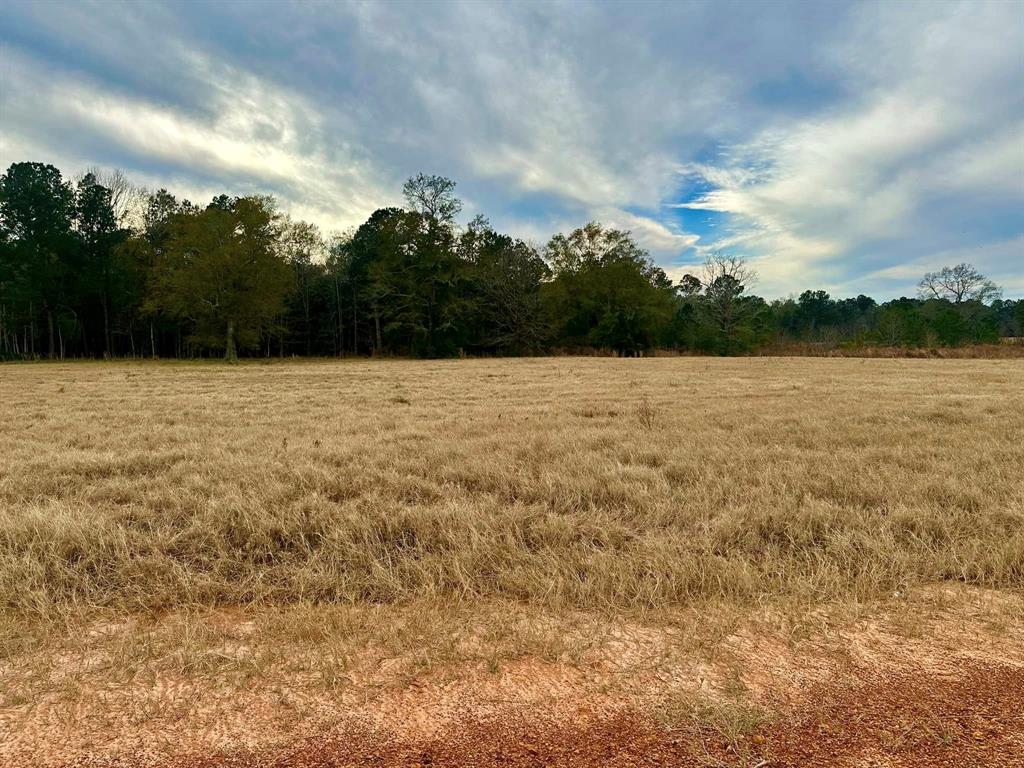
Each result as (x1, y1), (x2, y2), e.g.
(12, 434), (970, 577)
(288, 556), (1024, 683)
(1, 357), (1021, 625)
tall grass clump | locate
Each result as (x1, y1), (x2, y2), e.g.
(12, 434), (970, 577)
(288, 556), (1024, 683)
(1, 357), (1022, 619)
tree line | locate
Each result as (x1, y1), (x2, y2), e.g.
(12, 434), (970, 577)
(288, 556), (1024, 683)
(1, 161), (1020, 361)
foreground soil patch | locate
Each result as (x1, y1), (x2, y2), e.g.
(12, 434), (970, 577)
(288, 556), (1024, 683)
(44, 659), (1024, 767)
(13, 601), (1022, 768)
(763, 660), (1023, 768)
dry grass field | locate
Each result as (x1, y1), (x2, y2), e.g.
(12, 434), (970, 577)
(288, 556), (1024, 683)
(1, 357), (1023, 767)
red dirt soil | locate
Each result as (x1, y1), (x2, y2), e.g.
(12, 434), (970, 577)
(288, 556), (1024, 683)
(48, 659), (1023, 768)
(11, 592), (1024, 768)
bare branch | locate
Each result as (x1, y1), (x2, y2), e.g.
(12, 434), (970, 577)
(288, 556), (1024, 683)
(917, 263), (1001, 304)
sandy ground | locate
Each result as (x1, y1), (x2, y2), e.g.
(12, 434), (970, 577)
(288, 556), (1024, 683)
(4, 588), (1022, 768)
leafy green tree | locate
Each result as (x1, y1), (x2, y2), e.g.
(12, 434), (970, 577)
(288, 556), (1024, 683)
(129, 189), (197, 357)
(460, 217), (551, 353)
(324, 233), (354, 355)
(543, 223), (675, 355)
(992, 299), (1024, 338)
(345, 207), (417, 354)
(874, 298), (927, 346)
(0, 162), (75, 357)
(835, 295), (876, 341)
(150, 196), (293, 361)
(795, 290), (837, 338)
(919, 298), (969, 346)
(281, 219), (326, 355)
(6, 159), (1023, 358)
(75, 172), (122, 356)
(402, 173), (463, 223)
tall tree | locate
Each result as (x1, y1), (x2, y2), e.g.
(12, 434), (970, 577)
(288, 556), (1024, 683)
(697, 253), (764, 353)
(543, 223), (675, 355)
(460, 217), (551, 353)
(794, 290), (837, 339)
(0, 162), (75, 357)
(402, 173), (463, 223)
(83, 167), (146, 229)
(75, 172), (121, 356)
(281, 219), (325, 355)
(150, 195), (293, 361)
(918, 263), (1001, 304)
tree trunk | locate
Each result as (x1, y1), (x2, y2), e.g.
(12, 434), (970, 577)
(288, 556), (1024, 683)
(333, 276), (344, 357)
(374, 304), (383, 356)
(150, 321), (156, 359)
(47, 309), (55, 359)
(103, 295), (111, 359)
(225, 320), (238, 363)
(352, 287), (358, 355)
(304, 292), (312, 357)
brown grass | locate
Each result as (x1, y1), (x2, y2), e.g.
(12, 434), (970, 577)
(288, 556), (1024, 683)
(1, 357), (1023, 764)
(759, 342), (1024, 358)
(2, 357), (1021, 621)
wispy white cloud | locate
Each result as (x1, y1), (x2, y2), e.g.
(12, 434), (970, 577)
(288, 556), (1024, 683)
(679, 1), (1024, 297)
(1, 0), (1021, 296)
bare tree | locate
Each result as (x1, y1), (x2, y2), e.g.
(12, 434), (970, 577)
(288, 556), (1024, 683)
(402, 173), (462, 223)
(698, 253), (760, 352)
(917, 263), (1001, 304)
(82, 167), (146, 230)
(700, 252), (758, 289)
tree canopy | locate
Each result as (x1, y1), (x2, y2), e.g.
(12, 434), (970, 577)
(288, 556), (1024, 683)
(1, 160), (1017, 361)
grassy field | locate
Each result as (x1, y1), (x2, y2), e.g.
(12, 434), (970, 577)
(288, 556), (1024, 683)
(2, 357), (1023, 766)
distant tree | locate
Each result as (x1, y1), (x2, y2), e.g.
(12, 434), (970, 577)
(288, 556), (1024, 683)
(75, 173), (122, 356)
(543, 223), (675, 355)
(992, 299), (1024, 338)
(83, 167), (145, 229)
(677, 273), (702, 298)
(794, 290), (838, 339)
(0, 162), (75, 357)
(460, 218), (551, 353)
(545, 221), (647, 276)
(697, 253), (764, 353)
(918, 263), (1001, 304)
(129, 189), (196, 357)
(874, 298), (926, 347)
(144, 189), (193, 243)
(402, 173), (462, 223)
(325, 233), (354, 355)
(150, 195), (293, 361)
(6, 158), (1022, 358)
(345, 207), (418, 354)
(281, 219), (326, 355)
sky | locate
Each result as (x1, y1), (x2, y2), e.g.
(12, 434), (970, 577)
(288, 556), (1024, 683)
(1, 0), (1022, 299)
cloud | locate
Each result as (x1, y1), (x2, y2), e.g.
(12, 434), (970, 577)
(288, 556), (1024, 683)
(860, 235), (1024, 299)
(592, 208), (700, 254)
(0, 45), (396, 235)
(1, 0), (1021, 297)
(678, 1), (1024, 297)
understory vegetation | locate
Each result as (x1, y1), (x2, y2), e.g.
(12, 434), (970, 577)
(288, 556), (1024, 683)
(2, 358), (1021, 622)
(2, 162), (1021, 361)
